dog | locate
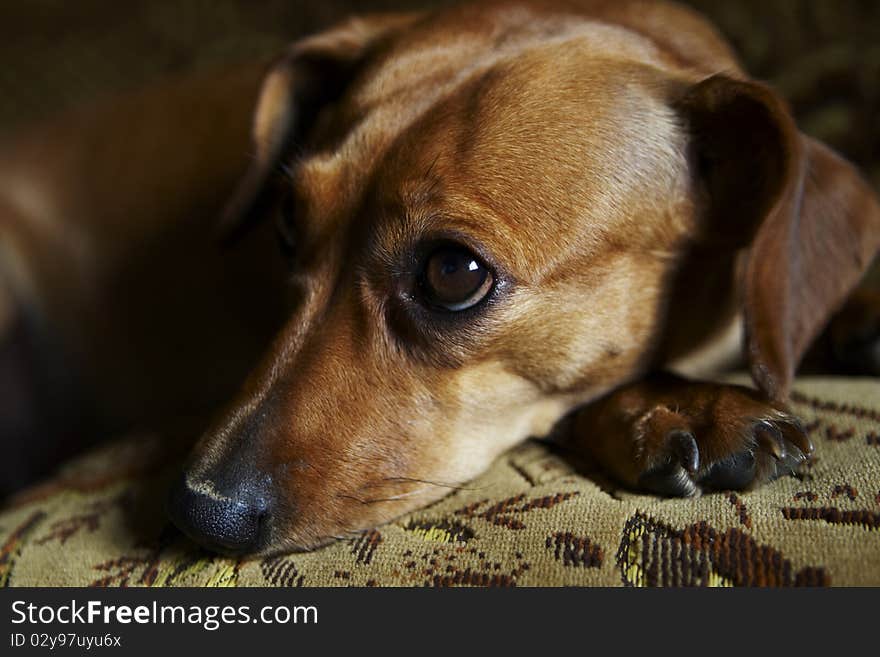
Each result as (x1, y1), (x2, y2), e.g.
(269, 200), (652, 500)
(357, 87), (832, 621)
(1, 0), (878, 556)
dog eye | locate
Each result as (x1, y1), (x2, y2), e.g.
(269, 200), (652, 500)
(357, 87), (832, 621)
(420, 244), (493, 311)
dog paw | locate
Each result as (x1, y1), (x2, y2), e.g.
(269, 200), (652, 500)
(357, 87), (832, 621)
(633, 394), (813, 497)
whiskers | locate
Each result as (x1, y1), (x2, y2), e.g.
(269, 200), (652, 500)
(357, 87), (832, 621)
(336, 487), (434, 506)
(335, 475), (488, 506)
(378, 476), (485, 492)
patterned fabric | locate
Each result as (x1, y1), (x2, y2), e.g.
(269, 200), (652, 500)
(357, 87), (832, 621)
(1, 377), (878, 587)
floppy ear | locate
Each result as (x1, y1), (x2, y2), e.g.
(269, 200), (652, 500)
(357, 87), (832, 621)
(678, 75), (880, 401)
(217, 13), (418, 243)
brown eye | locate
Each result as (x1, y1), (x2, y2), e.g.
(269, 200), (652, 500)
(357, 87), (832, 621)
(421, 245), (493, 311)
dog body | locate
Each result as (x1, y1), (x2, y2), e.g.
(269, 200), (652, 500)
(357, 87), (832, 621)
(0, 63), (294, 488)
(1, 0), (878, 554)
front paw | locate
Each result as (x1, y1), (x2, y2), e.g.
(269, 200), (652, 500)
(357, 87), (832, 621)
(633, 392), (813, 497)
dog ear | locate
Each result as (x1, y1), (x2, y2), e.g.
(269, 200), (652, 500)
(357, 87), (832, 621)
(677, 74), (880, 401)
(217, 13), (418, 243)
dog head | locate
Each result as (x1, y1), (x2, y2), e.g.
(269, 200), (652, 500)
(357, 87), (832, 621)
(168, 3), (880, 555)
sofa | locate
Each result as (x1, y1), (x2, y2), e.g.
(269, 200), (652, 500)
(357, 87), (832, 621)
(1, 1), (878, 587)
(1, 377), (878, 586)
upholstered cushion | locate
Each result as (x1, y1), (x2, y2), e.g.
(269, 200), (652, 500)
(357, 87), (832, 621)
(1, 377), (877, 587)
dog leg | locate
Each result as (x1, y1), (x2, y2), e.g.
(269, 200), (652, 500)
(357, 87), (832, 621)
(567, 373), (813, 496)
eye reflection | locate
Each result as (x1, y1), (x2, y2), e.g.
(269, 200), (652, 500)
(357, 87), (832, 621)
(420, 244), (493, 311)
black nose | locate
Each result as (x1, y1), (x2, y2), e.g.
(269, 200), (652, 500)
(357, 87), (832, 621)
(167, 471), (271, 555)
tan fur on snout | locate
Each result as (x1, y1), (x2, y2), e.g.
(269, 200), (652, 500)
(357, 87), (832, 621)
(182, 1), (743, 552)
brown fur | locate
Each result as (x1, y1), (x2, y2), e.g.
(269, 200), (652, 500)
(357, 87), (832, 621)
(2, 0), (878, 553)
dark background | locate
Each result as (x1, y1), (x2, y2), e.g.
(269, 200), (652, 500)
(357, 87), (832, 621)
(0, 0), (878, 189)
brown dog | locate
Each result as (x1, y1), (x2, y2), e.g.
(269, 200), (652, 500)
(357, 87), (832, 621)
(2, 0), (879, 555)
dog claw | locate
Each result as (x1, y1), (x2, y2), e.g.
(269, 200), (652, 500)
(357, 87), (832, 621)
(788, 422), (814, 457)
(671, 430), (699, 474)
(666, 416), (811, 493)
(754, 417), (812, 480)
(635, 430), (700, 497)
(756, 421), (786, 460)
(630, 388), (818, 497)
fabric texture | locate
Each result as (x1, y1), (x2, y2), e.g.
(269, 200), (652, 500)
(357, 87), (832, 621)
(1, 377), (878, 587)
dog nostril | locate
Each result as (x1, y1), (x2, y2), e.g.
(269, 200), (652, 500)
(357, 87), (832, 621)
(167, 473), (271, 555)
